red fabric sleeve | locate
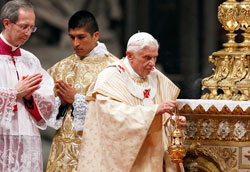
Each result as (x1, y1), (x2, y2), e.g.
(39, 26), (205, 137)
(24, 98), (42, 121)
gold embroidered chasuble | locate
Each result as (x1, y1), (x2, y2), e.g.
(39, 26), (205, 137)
(46, 53), (118, 172)
(77, 59), (184, 172)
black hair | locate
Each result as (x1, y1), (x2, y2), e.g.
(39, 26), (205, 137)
(68, 10), (99, 35)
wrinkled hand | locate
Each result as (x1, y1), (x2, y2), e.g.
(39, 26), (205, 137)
(172, 115), (186, 129)
(16, 73), (43, 100)
(156, 100), (177, 116)
(56, 80), (76, 105)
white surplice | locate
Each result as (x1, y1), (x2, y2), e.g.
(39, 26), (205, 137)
(0, 34), (55, 172)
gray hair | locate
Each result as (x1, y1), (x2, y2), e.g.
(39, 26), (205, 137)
(127, 32), (159, 53)
(0, 0), (34, 28)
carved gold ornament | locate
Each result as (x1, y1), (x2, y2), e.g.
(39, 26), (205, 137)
(218, 0), (239, 51)
(185, 143), (238, 172)
(245, 150), (250, 161)
(201, 0), (250, 100)
(178, 102), (250, 142)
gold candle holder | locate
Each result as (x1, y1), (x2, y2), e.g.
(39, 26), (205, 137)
(237, 0), (250, 50)
(218, 0), (240, 51)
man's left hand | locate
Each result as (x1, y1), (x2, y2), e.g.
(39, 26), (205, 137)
(172, 115), (186, 129)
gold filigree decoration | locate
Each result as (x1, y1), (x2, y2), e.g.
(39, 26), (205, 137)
(244, 150), (250, 161)
(46, 113), (82, 172)
(185, 143), (239, 172)
(46, 53), (118, 172)
(201, 0), (250, 100)
(215, 147), (237, 169)
(181, 115), (249, 142)
(218, 0), (239, 50)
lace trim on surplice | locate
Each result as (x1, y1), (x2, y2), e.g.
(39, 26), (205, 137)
(0, 135), (42, 172)
(0, 88), (17, 121)
(72, 94), (88, 132)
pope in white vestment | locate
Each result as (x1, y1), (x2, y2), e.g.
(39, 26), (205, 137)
(77, 32), (185, 172)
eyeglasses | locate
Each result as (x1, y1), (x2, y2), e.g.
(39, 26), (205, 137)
(13, 23), (37, 33)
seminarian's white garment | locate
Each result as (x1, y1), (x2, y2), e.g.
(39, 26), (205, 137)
(0, 34), (55, 172)
(77, 58), (184, 172)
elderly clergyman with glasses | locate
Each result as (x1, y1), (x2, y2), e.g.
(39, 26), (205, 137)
(0, 0), (55, 171)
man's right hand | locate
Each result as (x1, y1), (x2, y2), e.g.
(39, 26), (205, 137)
(16, 73), (43, 100)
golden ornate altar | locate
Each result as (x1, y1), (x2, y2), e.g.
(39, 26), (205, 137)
(178, 99), (250, 172)
(179, 0), (250, 171)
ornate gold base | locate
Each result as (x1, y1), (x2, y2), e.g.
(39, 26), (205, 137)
(178, 99), (250, 171)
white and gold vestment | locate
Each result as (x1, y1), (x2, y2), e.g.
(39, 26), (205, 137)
(46, 42), (118, 172)
(78, 57), (184, 172)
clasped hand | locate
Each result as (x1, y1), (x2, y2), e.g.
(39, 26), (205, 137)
(15, 73), (43, 100)
(55, 80), (77, 106)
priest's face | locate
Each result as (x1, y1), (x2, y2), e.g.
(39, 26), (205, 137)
(69, 27), (99, 58)
(127, 46), (158, 77)
(3, 8), (36, 47)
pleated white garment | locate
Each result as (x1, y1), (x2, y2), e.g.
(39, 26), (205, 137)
(78, 59), (184, 172)
(0, 40), (55, 172)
